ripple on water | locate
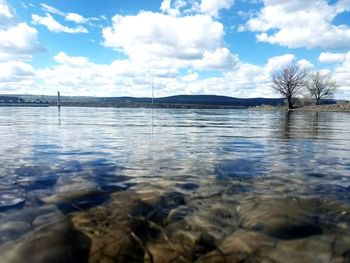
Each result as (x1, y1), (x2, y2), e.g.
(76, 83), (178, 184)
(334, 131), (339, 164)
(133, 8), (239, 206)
(0, 188), (25, 211)
(215, 158), (266, 179)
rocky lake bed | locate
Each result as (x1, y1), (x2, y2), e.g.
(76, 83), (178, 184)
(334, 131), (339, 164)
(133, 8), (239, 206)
(1, 172), (350, 263)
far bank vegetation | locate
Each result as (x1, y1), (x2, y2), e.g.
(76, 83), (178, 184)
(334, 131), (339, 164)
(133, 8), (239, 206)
(271, 64), (338, 109)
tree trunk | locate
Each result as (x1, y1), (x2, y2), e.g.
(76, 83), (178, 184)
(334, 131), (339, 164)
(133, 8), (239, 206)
(287, 97), (293, 109)
(315, 97), (320, 105)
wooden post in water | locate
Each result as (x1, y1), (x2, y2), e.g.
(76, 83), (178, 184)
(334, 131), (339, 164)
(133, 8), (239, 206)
(57, 91), (61, 108)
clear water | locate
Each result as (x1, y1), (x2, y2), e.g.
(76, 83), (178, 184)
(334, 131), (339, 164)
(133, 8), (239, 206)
(0, 107), (350, 262)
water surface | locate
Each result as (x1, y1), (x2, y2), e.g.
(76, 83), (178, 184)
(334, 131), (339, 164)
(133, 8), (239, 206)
(0, 107), (349, 262)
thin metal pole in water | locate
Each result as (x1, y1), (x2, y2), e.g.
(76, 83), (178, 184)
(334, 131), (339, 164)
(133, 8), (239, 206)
(151, 72), (154, 107)
(57, 91), (61, 108)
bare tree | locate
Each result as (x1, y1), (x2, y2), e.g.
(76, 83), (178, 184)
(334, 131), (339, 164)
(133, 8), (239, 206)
(307, 72), (337, 105)
(271, 64), (308, 109)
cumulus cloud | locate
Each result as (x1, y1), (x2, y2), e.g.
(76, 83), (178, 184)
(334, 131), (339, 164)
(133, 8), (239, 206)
(54, 52), (89, 67)
(0, 0), (15, 27)
(103, 11), (237, 71)
(0, 1), (43, 61)
(32, 13), (88, 33)
(36, 52), (148, 96)
(297, 59), (314, 69)
(0, 23), (43, 60)
(332, 52), (350, 97)
(0, 22), (44, 63)
(159, 0), (234, 17)
(0, 61), (34, 81)
(246, 0), (350, 49)
(319, 52), (346, 63)
(200, 0), (234, 17)
(0, 0), (42, 92)
(0, 61), (36, 93)
(160, 0), (186, 16)
(265, 54), (295, 73)
(31, 51), (314, 99)
(194, 48), (239, 70)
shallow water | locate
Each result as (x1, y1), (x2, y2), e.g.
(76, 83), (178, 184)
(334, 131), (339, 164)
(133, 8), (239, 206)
(0, 107), (350, 262)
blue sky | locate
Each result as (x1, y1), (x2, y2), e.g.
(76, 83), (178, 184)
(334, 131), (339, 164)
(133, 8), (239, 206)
(1, 0), (350, 98)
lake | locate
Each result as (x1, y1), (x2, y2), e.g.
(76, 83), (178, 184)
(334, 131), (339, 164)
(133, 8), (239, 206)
(0, 107), (350, 263)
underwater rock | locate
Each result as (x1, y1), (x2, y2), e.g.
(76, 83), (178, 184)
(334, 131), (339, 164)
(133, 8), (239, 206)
(0, 220), (30, 244)
(318, 201), (350, 234)
(71, 191), (146, 263)
(266, 235), (332, 263)
(184, 200), (239, 242)
(88, 229), (143, 263)
(146, 191), (187, 224)
(166, 205), (191, 224)
(70, 190), (190, 262)
(238, 196), (322, 239)
(332, 235), (350, 262)
(145, 243), (190, 263)
(0, 205), (90, 263)
(40, 177), (102, 207)
(196, 230), (276, 263)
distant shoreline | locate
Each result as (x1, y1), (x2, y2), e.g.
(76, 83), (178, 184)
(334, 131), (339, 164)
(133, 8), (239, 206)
(250, 103), (350, 112)
(0, 103), (49, 107)
(1, 102), (349, 111)
(1, 94), (348, 110)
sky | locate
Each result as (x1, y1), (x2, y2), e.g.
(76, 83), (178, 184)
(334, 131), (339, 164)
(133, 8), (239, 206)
(1, 0), (350, 98)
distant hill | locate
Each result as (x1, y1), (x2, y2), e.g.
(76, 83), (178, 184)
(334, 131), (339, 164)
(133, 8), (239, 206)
(45, 94), (286, 108)
(0, 94), (336, 108)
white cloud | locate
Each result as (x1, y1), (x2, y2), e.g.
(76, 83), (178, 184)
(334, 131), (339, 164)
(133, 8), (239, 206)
(35, 52), (148, 96)
(160, 0), (172, 13)
(297, 59), (314, 69)
(194, 48), (238, 70)
(4, 49), (335, 99)
(0, 1), (43, 62)
(40, 3), (97, 25)
(332, 52), (350, 97)
(0, 0), (15, 27)
(265, 53), (295, 73)
(336, 0), (350, 12)
(54, 52), (89, 67)
(40, 3), (65, 16)
(65, 13), (86, 24)
(246, 0), (350, 49)
(159, 0), (234, 17)
(160, 0), (185, 16)
(200, 0), (234, 17)
(0, 22), (43, 60)
(30, 52), (310, 99)
(0, 61), (36, 93)
(0, 61), (34, 81)
(32, 13), (88, 33)
(0, 0), (42, 90)
(103, 11), (237, 71)
(319, 52), (346, 63)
